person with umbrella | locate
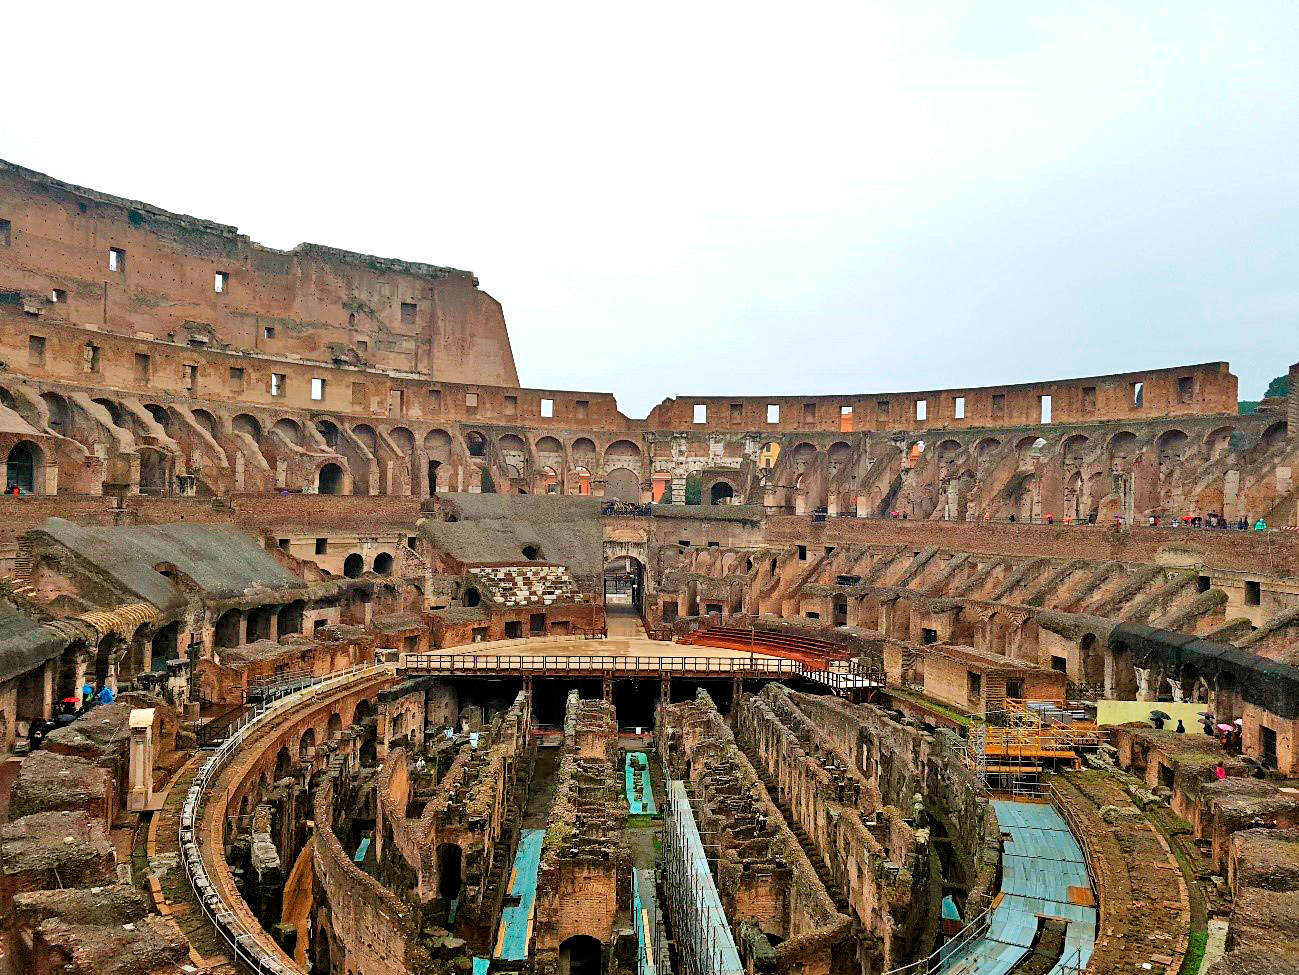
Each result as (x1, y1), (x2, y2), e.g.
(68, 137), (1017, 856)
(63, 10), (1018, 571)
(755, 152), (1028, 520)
(1199, 711), (1216, 735)
(1150, 709), (1170, 730)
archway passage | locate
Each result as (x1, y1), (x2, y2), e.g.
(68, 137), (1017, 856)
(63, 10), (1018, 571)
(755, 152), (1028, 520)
(604, 556), (645, 620)
(343, 553), (364, 578)
(373, 552), (394, 576)
(559, 935), (602, 975)
(436, 843), (463, 901)
(709, 481), (734, 505)
(605, 467), (640, 504)
(6, 441), (39, 494)
(318, 463), (344, 495)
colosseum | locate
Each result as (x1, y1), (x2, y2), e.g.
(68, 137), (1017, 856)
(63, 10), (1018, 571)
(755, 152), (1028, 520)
(0, 158), (1297, 975)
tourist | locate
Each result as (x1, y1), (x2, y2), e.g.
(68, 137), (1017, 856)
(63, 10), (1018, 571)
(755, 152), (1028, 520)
(98, 684), (116, 706)
(1238, 517), (1249, 530)
(1149, 515), (1158, 527)
(1215, 761), (1227, 781)
(1255, 518), (1267, 532)
(1176, 719), (1185, 734)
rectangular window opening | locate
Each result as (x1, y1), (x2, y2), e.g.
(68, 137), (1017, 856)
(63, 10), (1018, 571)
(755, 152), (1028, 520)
(540, 398), (554, 418)
(51, 288), (67, 304)
(263, 326), (275, 340)
(916, 399), (928, 422)
(311, 377), (326, 401)
(730, 402), (743, 420)
(27, 335), (45, 366)
(315, 538), (328, 555)
(1082, 386), (1097, 413)
(1132, 382), (1144, 407)
(840, 405), (853, 432)
(215, 271), (229, 294)
(767, 404), (780, 424)
(182, 363), (198, 391)
(278, 538), (291, 551)
(504, 395), (518, 415)
(803, 403), (816, 422)
(797, 544), (808, 560)
(877, 400), (891, 419)
(1040, 394), (1052, 424)
(1177, 376), (1194, 404)
(85, 344), (101, 373)
(575, 399), (589, 418)
(693, 403), (707, 424)
(108, 247), (126, 273)
(1245, 580), (1261, 606)
(465, 392), (479, 409)
(229, 366), (245, 391)
(400, 302), (417, 325)
(954, 396), (965, 420)
(0, 219), (10, 247)
(271, 373), (286, 397)
(992, 393), (1006, 418)
(429, 389), (442, 410)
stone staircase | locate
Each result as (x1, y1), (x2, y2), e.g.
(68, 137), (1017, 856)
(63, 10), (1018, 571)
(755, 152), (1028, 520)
(753, 764), (852, 916)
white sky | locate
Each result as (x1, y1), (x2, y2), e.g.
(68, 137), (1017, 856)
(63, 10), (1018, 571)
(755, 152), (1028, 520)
(3, 2), (1296, 417)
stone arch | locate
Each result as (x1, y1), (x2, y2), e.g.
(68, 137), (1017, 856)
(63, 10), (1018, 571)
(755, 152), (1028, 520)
(424, 429), (453, 460)
(214, 609), (242, 649)
(1062, 434), (1089, 467)
(1262, 420), (1288, 448)
(315, 418), (341, 449)
(318, 463), (344, 495)
(277, 601), (305, 636)
(327, 712), (342, 739)
(462, 586), (481, 608)
(571, 466), (592, 496)
(389, 426), (415, 454)
(191, 408), (217, 437)
(464, 431), (487, 457)
(5, 440), (43, 494)
(232, 414), (262, 442)
(1156, 429), (1188, 471)
(1207, 425), (1236, 460)
(272, 417), (302, 444)
(274, 745), (292, 780)
(571, 437), (597, 461)
(498, 433), (527, 452)
(373, 552), (394, 576)
(536, 435), (563, 455)
(343, 553), (364, 578)
(709, 481), (734, 505)
(352, 423), (378, 453)
(758, 441), (782, 470)
(605, 467), (640, 503)
(41, 392), (69, 436)
(143, 403), (172, 432)
(93, 397), (126, 427)
(604, 439), (642, 470)
(559, 935), (602, 975)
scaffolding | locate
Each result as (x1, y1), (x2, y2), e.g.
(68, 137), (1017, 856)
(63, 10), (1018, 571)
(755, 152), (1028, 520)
(664, 781), (744, 975)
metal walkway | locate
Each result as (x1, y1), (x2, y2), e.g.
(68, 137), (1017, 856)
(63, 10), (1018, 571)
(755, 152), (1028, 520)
(626, 751), (657, 814)
(493, 828), (545, 962)
(938, 801), (1095, 975)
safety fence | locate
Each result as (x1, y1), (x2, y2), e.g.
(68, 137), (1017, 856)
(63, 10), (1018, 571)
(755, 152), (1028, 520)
(180, 663), (389, 974)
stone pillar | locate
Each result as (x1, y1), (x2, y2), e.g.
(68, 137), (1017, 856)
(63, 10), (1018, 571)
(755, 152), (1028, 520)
(127, 708), (155, 812)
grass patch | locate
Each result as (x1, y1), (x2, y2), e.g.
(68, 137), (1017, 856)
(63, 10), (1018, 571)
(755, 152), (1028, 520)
(1180, 928), (1207, 975)
(627, 813), (661, 828)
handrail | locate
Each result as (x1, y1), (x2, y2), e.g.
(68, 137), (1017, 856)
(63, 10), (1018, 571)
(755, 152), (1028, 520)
(179, 662), (389, 974)
(397, 653), (884, 691)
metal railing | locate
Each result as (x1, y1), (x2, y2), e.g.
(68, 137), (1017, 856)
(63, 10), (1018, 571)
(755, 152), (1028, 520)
(179, 663), (388, 974)
(398, 653), (884, 691)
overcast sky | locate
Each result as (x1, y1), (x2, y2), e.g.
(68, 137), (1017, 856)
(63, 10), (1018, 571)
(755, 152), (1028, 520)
(4, 2), (1295, 417)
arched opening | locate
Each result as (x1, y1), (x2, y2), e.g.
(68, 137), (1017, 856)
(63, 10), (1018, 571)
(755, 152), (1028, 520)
(214, 609), (242, 649)
(277, 601), (305, 636)
(373, 552), (394, 576)
(1263, 421), (1288, 449)
(758, 441), (781, 470)
(605, 467), (640, 503)
(315, 418), (340, 449)
(343, 553), (364, 578)
(604, 556), (645, 615)
(191, 408), (217, 437)
(436, 843), (463, 900)
(150, 621), (180, 669)
(708, 481), (734, 505)
(427, 459), (443, 494)
(327, 712), (342, 739)
(462, 587), (481, 608)
(41, 393), (69, 436)
(246, 605), (275, 643)
(274, 746), (292, 780)
(5, 441), (40, 494)
(143, 403), (171, 433)
(572, 466), (592, 496)
(1081, 632), (1102, 687)
(273, 418), (303, 445)
(318, 463), (344, 495)
(479, 465), (495, 494)
(353, 699), (374, 724)
(522, 545), (541, 561)
(465, 432), (487, 457)
(299, 727), (317, 759)
(232, 414), (262, 442)
(138, 448), (170, 496)
(559, 935), (602, 975)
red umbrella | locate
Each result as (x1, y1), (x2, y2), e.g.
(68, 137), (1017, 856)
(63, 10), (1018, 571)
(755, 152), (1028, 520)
(61, 696), (80, 704)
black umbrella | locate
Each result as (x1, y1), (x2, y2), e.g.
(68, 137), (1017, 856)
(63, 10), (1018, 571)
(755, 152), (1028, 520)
(1150, 710), (1171, 720)
(1198, 712), (1215, 719)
